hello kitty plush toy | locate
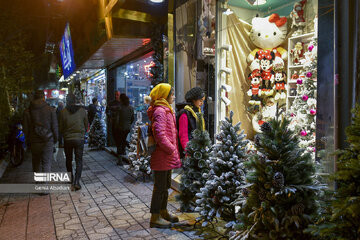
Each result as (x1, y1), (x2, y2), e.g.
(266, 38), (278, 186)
(247, 70), (262, 106)
(274, 71), (287, 100)
(256, 50), (275, 96)
(247, 14), (288, 69)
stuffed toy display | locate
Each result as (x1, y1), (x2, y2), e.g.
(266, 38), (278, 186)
(274, 71), (287, 100)
(290, 42), (304, 65)
(290, 0), (307, 36)
(246, 13), (288, 132)
(247, 70), (262, 106)
(252, 98), (279, 133)
(247, 13), (288, 69)
(256, 50), (275, 96)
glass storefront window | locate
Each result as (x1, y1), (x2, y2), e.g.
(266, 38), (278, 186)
(216, 0), (335, 176)
(85, 69), (107, 107)
(114, 53), (154, 122)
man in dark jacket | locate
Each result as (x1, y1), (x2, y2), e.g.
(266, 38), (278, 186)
(23, 90), (58, 173)
(60, 94), (88, 191)
(106, 91), (122, 156)
(88, 97), (98, 125)
(114, 93), (134, 165)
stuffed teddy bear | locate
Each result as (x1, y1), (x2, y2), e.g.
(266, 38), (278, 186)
(290, 42), (304, 65)
(247, 70), (262, 106)
(247, 13), (288, 70)
(274, 71), (287, 100)
(256, 50), (275, 96)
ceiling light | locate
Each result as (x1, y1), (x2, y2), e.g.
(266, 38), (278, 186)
(149, 0), (164, 3)
(246, 0), (267, 5)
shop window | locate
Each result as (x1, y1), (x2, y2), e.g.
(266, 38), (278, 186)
(216, 0), (335, 175)
(113, 54), (154, 123)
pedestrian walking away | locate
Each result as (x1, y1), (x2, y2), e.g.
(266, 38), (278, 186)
(147, 83), (181, 228)
(59, 93), (88, 191)
(23, 89), (58, 173)
(114, 93), (134, 166)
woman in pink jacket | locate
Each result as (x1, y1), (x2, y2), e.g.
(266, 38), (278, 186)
(147, 83), (181, 228)
(178, 87), (205, 157)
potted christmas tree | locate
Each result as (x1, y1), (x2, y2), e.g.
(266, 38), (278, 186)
(307, 105), (360, 240)
(176, 113), (211, 212)
(231, 118), (321, 240)
(195, 111), (248, 227)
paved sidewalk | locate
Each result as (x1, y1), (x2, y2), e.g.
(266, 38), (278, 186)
(0, 147), (225, 240)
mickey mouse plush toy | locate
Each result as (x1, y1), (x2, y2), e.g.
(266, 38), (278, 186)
(247, 69), (262, 106)
(255, 50), (275, 96)
(274, 71), (287, 100)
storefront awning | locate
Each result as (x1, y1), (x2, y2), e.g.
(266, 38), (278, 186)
(79, 38), (150, 69)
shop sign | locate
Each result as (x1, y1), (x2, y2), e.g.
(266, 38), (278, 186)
(59, 23), (76, 79)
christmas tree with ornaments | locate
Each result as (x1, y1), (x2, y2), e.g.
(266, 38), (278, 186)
(195, 111), (248, 227)
(127, 120), (151, 176)
(176, 113), (211, 212)
(289, 39), (317, 159)
(230, 118), (321, 240)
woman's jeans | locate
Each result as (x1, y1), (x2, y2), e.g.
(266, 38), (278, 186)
(64, 140), (84, 185)
(150, 170), (172, 214)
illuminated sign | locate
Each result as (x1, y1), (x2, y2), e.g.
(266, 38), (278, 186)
(144, 61), (155, 78)
(60, 23), (76, 79)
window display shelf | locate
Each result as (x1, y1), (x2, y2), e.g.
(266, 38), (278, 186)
(288, 80), (298, 84)
(289, 32), (315, 41)
(289, 65), (305, 69)
(286, 32), (315, 110)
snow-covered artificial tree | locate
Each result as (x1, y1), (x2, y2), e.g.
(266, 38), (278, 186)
(195, 111), (248, 227)
(289, 39), (317, 159)
(231, 118), (321, 240)
(176, 113), (211, 212)
(127, 120), (151, 176)
(88, 110), (107, 149)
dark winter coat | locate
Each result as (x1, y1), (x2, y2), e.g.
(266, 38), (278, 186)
(23, 99), (58, 144)
(88, 103), (98, 124)
(147, 105), (181, 171)
(59, 105), (88, 141)
(114, 104), (135, 131)
(106, 100), (122, 123)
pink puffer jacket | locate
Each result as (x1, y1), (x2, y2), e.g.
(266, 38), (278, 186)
(147, 105), (181, 171)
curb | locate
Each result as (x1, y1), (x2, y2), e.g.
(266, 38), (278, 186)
(0, 154), (10, 179)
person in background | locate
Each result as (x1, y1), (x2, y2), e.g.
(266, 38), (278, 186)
(147, 83), (181, 228)
(114, 93), (134, 165)
(88, 97), (98, 126)
(177, 87), (206, 157)
(23, 90), (58, 173)
(56, 101), (64, 148)
(106, 91), (122, 156)
(59, 94), (88, 191)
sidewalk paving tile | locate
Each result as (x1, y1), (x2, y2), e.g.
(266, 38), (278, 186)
(0, 146), (227, 240)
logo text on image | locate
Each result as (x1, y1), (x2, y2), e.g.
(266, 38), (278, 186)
(34, 172), (71, 182)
